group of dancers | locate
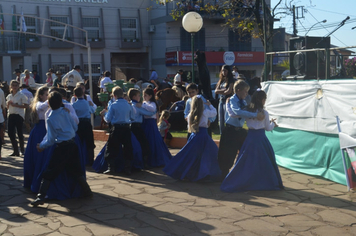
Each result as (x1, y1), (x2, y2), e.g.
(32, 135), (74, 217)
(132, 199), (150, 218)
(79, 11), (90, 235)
(13, 74), (283, 205)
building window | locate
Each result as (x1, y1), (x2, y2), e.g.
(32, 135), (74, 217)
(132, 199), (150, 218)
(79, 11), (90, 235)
(52, 64), (70, 74)
(229, 30), (251, 51)
(121, 18), (138, 41)
(50, 16), (70, 39)
(82, 17), (101, 41)
(84, 63), (101, 84)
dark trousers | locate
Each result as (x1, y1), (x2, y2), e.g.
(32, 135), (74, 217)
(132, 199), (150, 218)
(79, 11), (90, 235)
(8, 114), (24, 154)
(104, 124), (133, 164)
(218, 124), (248, 178)
(42, 139), (83, 181)
(77, 118), (95, 163)
(131, 123), (150, 158)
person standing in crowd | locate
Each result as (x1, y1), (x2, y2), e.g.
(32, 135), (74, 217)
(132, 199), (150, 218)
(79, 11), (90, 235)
(163, 95), (221, 181)
(99, 71), (113, 92)
(62, 65), (83, 91)
(0, 85), (6, 159)
(45, 72), (53, 87)
(20, 84), (34, 133)
(221, 89), (284, 192)
(232, 66), (239, 80)
(32, 70), (41, 83)
(52, 71), (63, 87)
(158, 110), (172, 147)
(214, 65), (235, 134)
(102, 86), (135, 175)
(31, 91), (92, 206)
(218, 80), (264, 179)
(20, 69), (36, 88)
(149, 68), (159, 88)
(48, 68), (57, 83)
(6, 80), (29, 156)
(13, 69), (22, 82)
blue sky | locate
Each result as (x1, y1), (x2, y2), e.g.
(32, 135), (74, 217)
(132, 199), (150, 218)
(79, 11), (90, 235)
(271, 0), (356, 50)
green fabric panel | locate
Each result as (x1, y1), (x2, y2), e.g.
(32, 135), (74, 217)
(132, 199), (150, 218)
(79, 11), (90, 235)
(266, 127), (346, 185)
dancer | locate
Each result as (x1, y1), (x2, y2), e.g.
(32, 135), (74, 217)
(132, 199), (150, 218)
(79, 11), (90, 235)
(141, 88), (172, 167)
(24, 86), (50, 190)
(184, 83), (215, 139)
(6, 80), (29, 156)
(163, 95), (221, 181)
(221, 90), (284, 192)
(128, 88), (155, 168)
(72, 87), (95, 166)
(102, 86), (135, 175)
(218, 80), (264, 178)
(31, 91), (92, 206)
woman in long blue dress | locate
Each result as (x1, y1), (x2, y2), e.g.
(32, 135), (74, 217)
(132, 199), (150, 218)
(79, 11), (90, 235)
(24, 86), (50, 190)
(221, 90), (284, 192)
(163, 95), (221, 181)
(141, 88), (172, 167)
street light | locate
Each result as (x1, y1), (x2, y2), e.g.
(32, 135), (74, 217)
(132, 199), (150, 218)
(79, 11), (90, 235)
(182, 12), (203, 83)
(305, 20), (327, 36)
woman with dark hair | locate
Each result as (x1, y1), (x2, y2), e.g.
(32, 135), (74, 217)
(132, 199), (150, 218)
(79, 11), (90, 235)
(214, 65), (235, 134)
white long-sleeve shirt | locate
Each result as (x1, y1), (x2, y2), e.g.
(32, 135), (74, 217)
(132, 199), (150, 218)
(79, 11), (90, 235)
(36, 101), (49, 120)
(187, 104), (217, 128)
(142, 101), (157, 119)
(246, 109), (275, 131)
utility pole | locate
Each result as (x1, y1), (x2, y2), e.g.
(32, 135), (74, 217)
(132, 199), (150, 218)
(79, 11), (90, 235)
(292, 5), (305, 37)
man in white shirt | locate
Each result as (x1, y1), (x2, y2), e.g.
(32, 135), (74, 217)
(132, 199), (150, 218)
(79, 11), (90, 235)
(99, 71), (113, 92)
(232, 66), (239, 80)
(62, 65), (84, 91)
(173, 69), (186, 93)
(20, 84), (34, 133)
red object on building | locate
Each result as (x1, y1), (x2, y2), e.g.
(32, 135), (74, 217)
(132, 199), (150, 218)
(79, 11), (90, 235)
(165, 51), (264, 66)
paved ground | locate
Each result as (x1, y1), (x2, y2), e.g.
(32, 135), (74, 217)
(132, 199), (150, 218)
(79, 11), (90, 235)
(1, 134), (356, 236)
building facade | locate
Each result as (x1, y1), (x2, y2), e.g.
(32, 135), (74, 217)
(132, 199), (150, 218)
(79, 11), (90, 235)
(0, 0), (160, 83)
(0, 0), (271, 85)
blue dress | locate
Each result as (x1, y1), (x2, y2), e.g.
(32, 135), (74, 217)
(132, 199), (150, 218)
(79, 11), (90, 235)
(92, 133), (144, 173)
(220, 129), (284, 192)
(163, 127), (221, 181)
(142, 118), (172, 167)
(23, 120), (50, 190)
(24, 122), (87, 200)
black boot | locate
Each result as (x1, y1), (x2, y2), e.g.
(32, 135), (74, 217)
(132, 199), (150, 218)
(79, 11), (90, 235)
(76, 176), (93, 198)
(10, 139), (19, 156)
(19, 139), (25, 155)
(103, 162), (116, 175)
(124, 159), (132, 176)
(31, 179), (51, 206)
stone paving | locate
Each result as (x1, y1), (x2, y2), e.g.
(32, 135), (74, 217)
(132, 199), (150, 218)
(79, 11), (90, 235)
(1, 135), (356, 236)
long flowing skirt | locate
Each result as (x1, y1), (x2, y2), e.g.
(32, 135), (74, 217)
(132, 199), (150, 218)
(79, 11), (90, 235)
(163, 127), (221, 181)
(23, 120), (49, 189)
(24, 122), (87, 200)
(221, 129), (284, 192)
(92, 133), (144, 173)
(142, 118), (172, 167)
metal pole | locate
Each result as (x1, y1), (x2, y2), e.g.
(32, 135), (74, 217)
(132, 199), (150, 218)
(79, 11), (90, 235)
(325, 48), (330, 79)
(191, 32), (195, 83)
(87, 45), (94, 128)
(262, 0), (267, 81)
